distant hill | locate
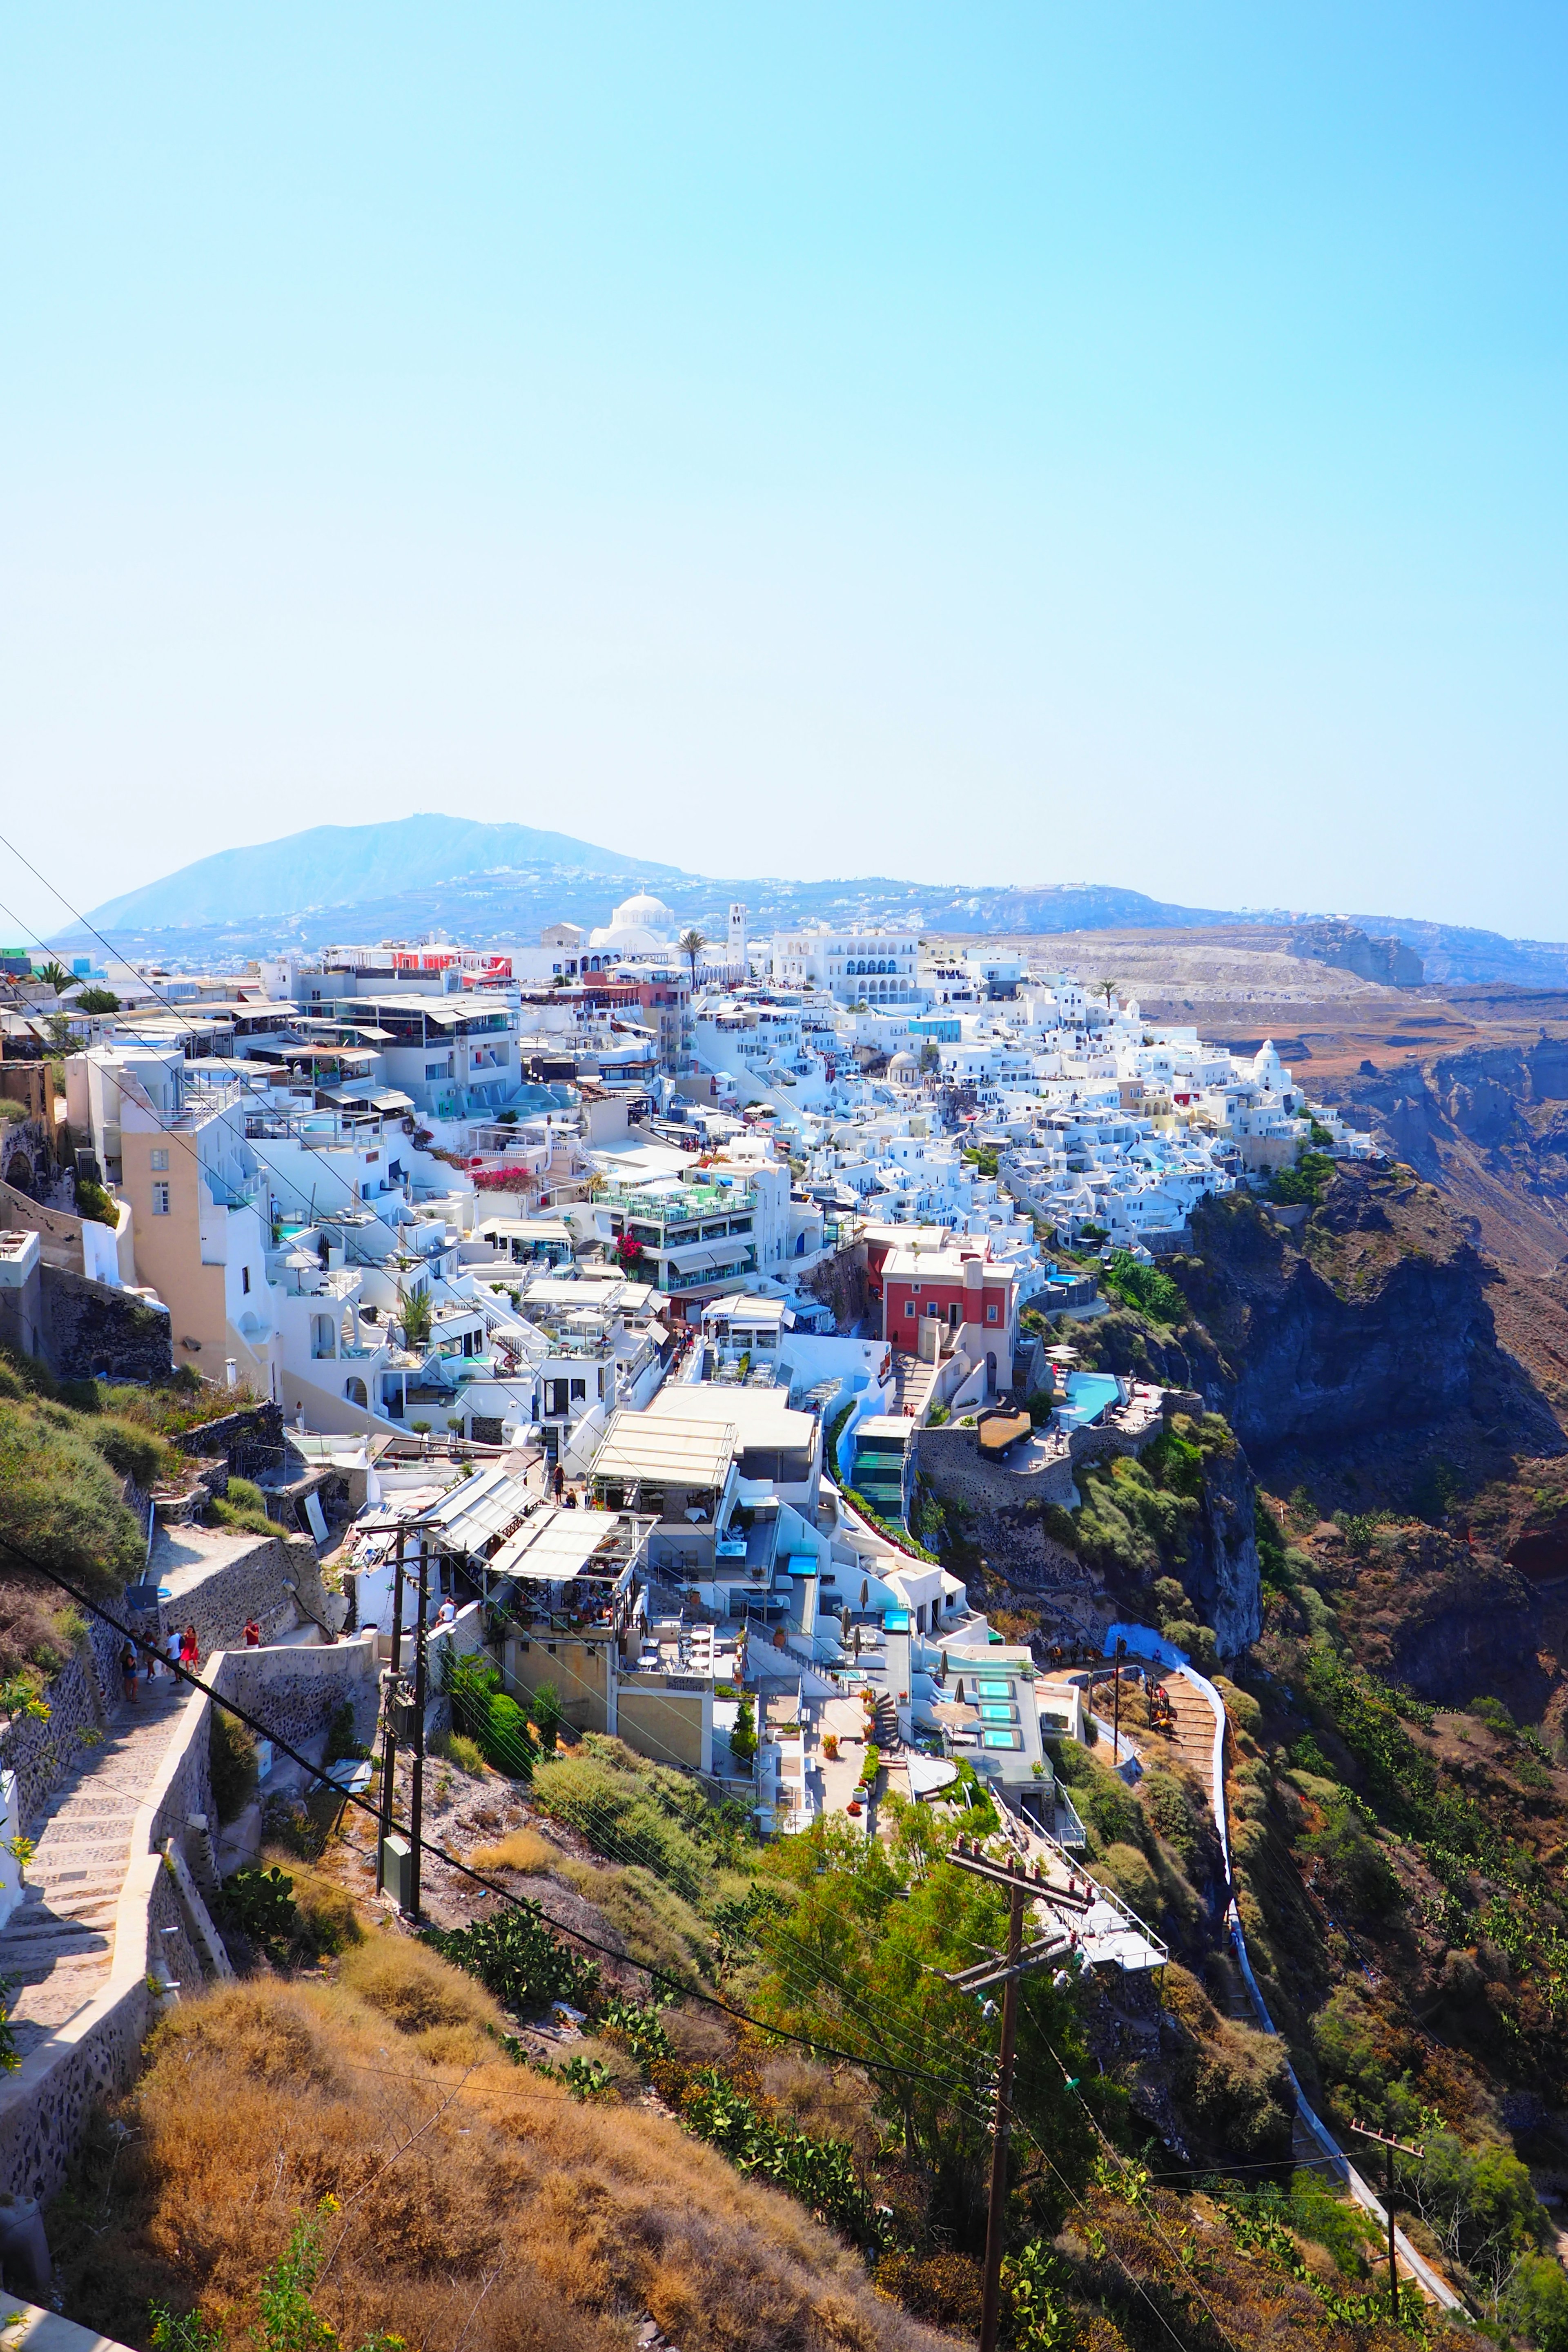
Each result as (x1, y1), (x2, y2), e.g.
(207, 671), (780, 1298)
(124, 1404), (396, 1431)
(83, 815), (686, 930)
(56, 813), (1568, 989)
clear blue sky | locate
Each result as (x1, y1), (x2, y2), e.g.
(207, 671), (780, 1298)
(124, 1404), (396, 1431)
(2, 4), (1565, 938)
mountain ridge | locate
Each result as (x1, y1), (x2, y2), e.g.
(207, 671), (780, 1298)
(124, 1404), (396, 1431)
(59, 812), (1568, 989)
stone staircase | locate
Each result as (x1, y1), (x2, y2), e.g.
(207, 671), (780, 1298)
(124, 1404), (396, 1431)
(1162, 1674), (1221, 1805)
(0, 1679), (196, 2058)
(886, 1350), (940, 1422)
(871, 1693), (902, 1755)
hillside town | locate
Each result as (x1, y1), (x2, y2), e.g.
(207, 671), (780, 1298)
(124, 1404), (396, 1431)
(0, 887), (1419, 2319)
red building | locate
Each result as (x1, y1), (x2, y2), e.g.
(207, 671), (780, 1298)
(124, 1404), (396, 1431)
(879, 1238), (1020, 1370)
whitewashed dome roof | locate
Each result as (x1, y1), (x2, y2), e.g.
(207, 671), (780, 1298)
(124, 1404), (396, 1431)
(612, 890), (675, 929)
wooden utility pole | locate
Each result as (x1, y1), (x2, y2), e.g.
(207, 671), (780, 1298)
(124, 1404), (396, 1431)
(375, 1527), (405, 1895)
(405, 1539), (430, 1920)
(1351, 2120), (1423, 2316)
(947, 1840), (1089, 2352)
(1110, 1636), (1126, 1766)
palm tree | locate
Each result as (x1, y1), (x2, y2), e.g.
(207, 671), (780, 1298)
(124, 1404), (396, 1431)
(677, 928), (707, 991)
(1098, 978), (1118, 1013)
(33, 961), (72, 993)
(398, 1283), (434, 1351)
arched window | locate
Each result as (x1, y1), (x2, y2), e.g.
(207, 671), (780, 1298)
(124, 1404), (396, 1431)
(345, 1377), (368, 1408)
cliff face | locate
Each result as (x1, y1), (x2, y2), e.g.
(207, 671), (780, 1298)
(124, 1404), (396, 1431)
(1318, 1033), (1568, 1276)
(1180, 1439), (1263, 1655)
(1158, 1168), (1564, 1487)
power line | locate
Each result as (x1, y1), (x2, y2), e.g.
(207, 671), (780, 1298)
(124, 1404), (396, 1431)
(0, 864), (478, 1249)
(0, 1529), (1007, 2108)
(6, 1536), (1218, 2350)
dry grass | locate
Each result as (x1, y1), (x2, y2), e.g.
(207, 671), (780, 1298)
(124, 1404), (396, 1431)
(757, 2055), (884, 2172)
(472, 1825), (717, 1985)
(471, 1826), (558, 1876)
(337, 1930), (505, 2037)
(274, 1855), (367, 1953)
(54, 1958), (961, 2352)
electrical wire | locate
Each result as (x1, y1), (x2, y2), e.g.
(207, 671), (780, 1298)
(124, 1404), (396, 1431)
(6, 1539), (1223, 2348)
(0, 1528), (1014, 2109)
(0, 868), (513, 1316)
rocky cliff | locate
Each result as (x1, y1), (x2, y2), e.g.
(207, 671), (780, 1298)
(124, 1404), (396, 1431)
(1318, 1030), (1568, 1275)
(1081, 1165), (1562, 1501)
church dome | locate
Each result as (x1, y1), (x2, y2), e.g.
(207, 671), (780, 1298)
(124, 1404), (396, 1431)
(588, 887), (677, 956)
(611, 890), (675, 932)
(888, 1050), (920, 1088)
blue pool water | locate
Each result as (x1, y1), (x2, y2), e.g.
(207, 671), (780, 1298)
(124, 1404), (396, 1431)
(1056, 1371), (1121, 1429)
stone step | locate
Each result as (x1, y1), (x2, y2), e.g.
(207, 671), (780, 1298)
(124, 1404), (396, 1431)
(28, 1871), (130, 1900)
(0, 1929), (113, 1966)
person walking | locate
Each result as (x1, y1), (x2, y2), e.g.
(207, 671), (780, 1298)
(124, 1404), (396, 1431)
(243, 1618), (262, 1648)
(119, 1639), (139, 1705)
(179, 1624), (199, 1673)
(164, 1628), (181, 1679)
(552, 1461), (565, 1503)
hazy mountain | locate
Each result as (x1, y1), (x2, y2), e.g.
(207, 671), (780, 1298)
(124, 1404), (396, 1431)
(84, 815), (686, 930)
(56, 813), (1568, 990)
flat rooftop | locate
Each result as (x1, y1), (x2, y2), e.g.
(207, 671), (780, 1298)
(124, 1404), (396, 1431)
(489, 1504), (644, 1586)
(591, 1409), (738, 1490)
(646, 1383), (816, 1452)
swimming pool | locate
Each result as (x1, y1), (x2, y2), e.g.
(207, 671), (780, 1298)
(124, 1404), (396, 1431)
(1056, 1371), (1121, 1429)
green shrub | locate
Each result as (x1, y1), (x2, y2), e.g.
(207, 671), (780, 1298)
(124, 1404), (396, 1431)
(207, 1475), (273, 1535)
(423, 1898), (598, 2014)
(532, 1679), (562, 1753)
(433, 1729), (486, 1776)
(324, 1698), (368, 1765)
(679, 2067), (879, 2243)
(74, 1178), (118, 1229)
(0, 1396), (147, 1593)
(532, 1753), (709, 1900)
(1267, 1150), (1335, 1208)
(446, 1655), (536, 1779)
(1302, 1799), (1403, 1922)
(1096, 1840), (1159, 1918)
(214, 1864), (298, 1961)
(1103, 1248), (1185, 1326)
(209, 1711), (258, 1821)
(90, 1416), (176, 1488)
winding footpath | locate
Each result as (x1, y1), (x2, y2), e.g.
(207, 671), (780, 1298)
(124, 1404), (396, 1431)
(1104, 1624), (1464, 2315)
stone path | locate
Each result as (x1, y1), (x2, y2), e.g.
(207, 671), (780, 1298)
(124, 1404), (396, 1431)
(1162, 1673), (1221, 1802)
(0, 1676), (197, 2058)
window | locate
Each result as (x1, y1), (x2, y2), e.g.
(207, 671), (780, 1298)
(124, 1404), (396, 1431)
(425, 1060), (446, 1079)
(241, 1266), (251, 1294)
(986, 1303), (998, 1322)
(150, 1148), (169, 1171)
(903, 1299), (915, 1318)
(151, 1182), (171, 1216)
(544, 1378), (571, 1418)
(569, 1377), (586, 1403)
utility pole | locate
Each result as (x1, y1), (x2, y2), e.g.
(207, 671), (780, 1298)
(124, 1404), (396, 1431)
(1111, 1636), (1126, 1767)
(405, 1538), (430, 1920)
(947, 1840), (1090, 2352)
(1351, 2120), (1424, 2317)
(375, 1527), (405, 1895)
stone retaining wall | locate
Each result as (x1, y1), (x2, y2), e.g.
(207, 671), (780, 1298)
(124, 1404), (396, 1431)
(0, 1635), (373, 2208)
(915, 1424), (1079, 1512)
(38, 1266), (172, 1384)
(0, 1677), (212, 2205)
(214, 1632), (379, 1758)
(155, 1529), (326, 1658)
(177, 1403), (287, 1483)
(0, 1626), (118, 1829)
